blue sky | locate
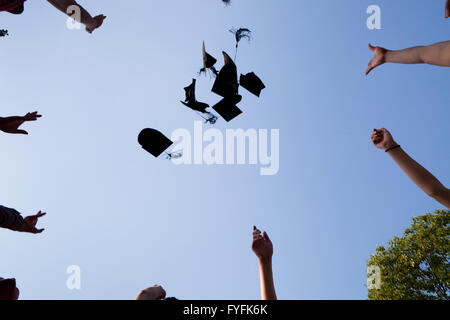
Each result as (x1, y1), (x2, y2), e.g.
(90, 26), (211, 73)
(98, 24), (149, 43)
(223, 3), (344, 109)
(0, 0), (449, 299)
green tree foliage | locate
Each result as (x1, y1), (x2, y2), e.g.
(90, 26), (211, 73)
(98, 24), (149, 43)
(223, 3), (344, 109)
(0, 29), (8, 37)
(367, 209), (449, 300)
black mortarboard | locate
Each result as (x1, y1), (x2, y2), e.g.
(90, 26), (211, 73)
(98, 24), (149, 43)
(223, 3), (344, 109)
(212, 97), (243, 122)
(181, 79), (210, 113)
(202, 41), (217, 70)
(138, 128), (173, 158)
(183, 78), (197, 103)
(240, 72), (265, 97)
(212, 52), (240, 98)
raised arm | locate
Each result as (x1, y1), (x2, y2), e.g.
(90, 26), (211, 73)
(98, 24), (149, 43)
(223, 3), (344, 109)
(371, 129), (450, 208)
(0, 111), (41, 135)
(366, 41), (450, 75)
(0, 206), (46, 233)
(252, 226), (277, 300)
(446, 0), (449, 18)
(46, 0), (106, 33)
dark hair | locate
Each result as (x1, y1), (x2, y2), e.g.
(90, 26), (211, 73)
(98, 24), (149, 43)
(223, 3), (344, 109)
(163, 297), (178, 301)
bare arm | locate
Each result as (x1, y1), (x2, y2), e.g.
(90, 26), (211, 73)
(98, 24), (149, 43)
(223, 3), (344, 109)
(252, 226), (277, 300)
(0, 206), (46, 233)
(372, 129), (450, 208)
(46, 0), (106, 33)
(366, 41), (450, 74)
(446, 0), (450, 18)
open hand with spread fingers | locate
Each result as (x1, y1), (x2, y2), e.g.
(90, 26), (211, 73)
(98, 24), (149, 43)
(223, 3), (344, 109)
(19, 211), (46, 234)
(0, 112), (41, 135)
(366, 44), (388, 75)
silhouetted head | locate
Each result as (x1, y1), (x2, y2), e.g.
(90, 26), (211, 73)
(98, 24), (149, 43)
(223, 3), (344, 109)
(164, 297), (178, 301)
(8, 4), (25, 15)
(0, 277), (20, 300)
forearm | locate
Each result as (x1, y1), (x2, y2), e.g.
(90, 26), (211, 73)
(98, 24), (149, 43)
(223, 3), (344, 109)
(0, 206), (24, 231)
(46, 0), (93, 24)
(385, 41), (450, 66)
(0, 117), (19, 132)
(388, 148), (450, 208)
(258, 259), (277, 300)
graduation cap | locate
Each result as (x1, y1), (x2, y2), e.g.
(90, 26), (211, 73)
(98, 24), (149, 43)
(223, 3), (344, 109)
(0, 278), (18, 300)
(240, 72), (266, 97)
(138, 128), (174, 158)
(181, 79), (218, 124)
(200, 42), (218, 76)
(212, 52), (241, 100)
(181, 79), (210, 113)
(212, 97), (243, 122)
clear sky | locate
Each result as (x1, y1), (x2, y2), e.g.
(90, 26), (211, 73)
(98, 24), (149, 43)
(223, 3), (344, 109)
(0, 0), (449, 300)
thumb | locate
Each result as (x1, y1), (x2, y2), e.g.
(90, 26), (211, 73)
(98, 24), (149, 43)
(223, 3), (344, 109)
(14, 130), (28, 135)
(368, 43), (376, 52)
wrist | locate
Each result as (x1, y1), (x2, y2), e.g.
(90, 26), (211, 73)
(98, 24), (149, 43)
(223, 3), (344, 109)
(384, 140), (398, 151)
(384, 49), (394, 63)
(258, 257), (273, 266)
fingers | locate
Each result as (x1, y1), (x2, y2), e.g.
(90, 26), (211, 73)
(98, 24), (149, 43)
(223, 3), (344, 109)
(371, 129), (383, 145)
(24, 111), (42, 121)
(35, 211), (47, 218)
(13, 129), (28, 135)
(366, 65), (374, 76)
(263, 231), (271, 242)
(34, 228), (45, 234)
(253, 226), (263, 241)
(368, 43), (376, 52)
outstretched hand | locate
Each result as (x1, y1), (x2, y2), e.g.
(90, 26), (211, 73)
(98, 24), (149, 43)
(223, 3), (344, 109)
(371, 128), (398, 151)
(252, 226), (273, 262)
(0, 112), (41, 135)
(366, 44), (387, 75)
(19, 211), (46, 234)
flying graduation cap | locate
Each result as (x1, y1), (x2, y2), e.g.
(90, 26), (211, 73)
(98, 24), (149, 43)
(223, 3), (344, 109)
(200, 41), (218, 76)
(240, 72), (266, 97)
(212, 52), (241, 99)
(212, 96), (243, 122)
(181, 79), (218, 124)
(211, 52), (243, 122)
(138, 128), (181, 159)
